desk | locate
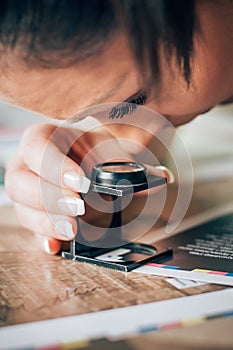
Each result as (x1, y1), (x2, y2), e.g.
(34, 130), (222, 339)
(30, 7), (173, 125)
(0, 203), (233, 350)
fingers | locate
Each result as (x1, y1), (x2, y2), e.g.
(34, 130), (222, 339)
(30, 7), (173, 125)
(15, 203), (78, 241)
(5, 124), (90, 256)
(134, 165), (175, 197)
(19, 124), (91, 193)
(146, 164), (175, 184)
(34, 235), (62, 255)
(5, 158), (85, 216)
(43, 238), (62, 255)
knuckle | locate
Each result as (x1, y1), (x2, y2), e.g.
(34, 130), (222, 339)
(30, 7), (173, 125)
(4, 169), (16, 201)
(14, 203), (29, 229)
(35, 193), (44, 212)
(40, 215), (52, 236)
(20, 124), (55, 164)
(43, 214), (59, 238)
(21, 124), (50, 142)
(20, 124), (41, 147)
(20, 126), (40, 163)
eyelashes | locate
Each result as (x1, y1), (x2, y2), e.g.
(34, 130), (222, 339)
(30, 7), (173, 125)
(109, 94), (147, 119)
(109, 102), (137, 119)
(128, 94), (147, 106)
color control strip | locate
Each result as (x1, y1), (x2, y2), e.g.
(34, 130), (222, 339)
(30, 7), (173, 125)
(35, 310), (233, 350)
(138, 309), (233, 334)
(147, 263), (233, 277)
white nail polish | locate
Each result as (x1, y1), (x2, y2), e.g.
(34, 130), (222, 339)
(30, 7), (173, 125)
(63, 172), (91, 193)
(57, 197), (85, 216)
(43, 239), (51, 254)
(55, 221), (75, 239)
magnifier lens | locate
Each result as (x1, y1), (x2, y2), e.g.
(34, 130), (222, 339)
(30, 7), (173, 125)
(100, 163), (144, 173)
(92, 162), (147, 187)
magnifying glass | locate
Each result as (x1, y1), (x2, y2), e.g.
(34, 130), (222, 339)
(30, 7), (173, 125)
(91, 161), (166, 195)
(62, 161), (172, 271)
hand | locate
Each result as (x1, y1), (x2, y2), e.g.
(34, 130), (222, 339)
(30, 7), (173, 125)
(4, 122), (137, 254)
(5, 121), (173, 254)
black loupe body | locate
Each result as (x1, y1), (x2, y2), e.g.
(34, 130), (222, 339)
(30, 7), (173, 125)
(62, 161), (172, 271)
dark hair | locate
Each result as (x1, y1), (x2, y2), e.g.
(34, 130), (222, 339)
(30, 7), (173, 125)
(119, 0), (197, 85)
(0, 0), (197, 84)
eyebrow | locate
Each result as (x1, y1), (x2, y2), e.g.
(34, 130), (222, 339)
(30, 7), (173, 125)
(69, 77), (150, 125)
(87, 73), (128, 106)
(69, 74), (130, 123)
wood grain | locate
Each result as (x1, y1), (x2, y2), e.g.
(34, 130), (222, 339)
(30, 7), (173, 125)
(0, 225), (224, 328)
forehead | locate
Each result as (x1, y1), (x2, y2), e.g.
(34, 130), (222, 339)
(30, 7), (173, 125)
(0, 36), (141, 119)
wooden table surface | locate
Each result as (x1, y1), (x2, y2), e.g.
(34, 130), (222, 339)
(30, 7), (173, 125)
(0, 203), (233, 350)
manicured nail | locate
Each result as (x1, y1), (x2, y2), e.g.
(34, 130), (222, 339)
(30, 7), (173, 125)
(44, 238), (51, 254)
(63, 172), (90, 193)
(43, 238), (61, 254)
(155, 165), (175, 184)
(57, 197), (85, 216)
(55, 221), (75, 240)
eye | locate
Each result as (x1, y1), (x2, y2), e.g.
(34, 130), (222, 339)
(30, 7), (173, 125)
(127, 94), (147, 106)
(109, 93), (147, 119)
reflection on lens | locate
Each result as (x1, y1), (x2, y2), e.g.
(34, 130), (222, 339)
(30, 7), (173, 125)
(101, 163), (144, 173)
(92, 162), (147, 187)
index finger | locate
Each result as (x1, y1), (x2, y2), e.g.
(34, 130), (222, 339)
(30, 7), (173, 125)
(20, 124), (91, 193)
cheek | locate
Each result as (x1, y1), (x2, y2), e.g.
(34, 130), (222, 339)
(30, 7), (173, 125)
(147, 66), (225, 124)
(148, 39), (229, 123)
(196, 66), (228, 108)
(146, 75), (204, 121)
(146, 91), (201, 122)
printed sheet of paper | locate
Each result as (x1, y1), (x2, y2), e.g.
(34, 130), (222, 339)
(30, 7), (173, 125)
(0, 223), (227, 349)
(1, 289), (233, 350)
(0, 212), (232, 349)
(136, 213), (233, 285)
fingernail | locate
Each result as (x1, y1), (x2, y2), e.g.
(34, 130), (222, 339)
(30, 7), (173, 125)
(155, 165), (175, 184)
(57, 197), (85, 216)
(43, 238), (61, 254)
(63, 172), (90, 193)
(55, 221), (75, 240)
(44, 238), (51, 253)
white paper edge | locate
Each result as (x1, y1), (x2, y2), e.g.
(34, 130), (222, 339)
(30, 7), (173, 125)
(0, 289), (233, 350)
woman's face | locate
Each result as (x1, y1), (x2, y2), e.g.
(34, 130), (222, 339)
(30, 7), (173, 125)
(0, 1), (232, 126)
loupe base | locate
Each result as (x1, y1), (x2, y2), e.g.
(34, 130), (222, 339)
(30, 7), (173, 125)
(61, 243), (172, 272)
